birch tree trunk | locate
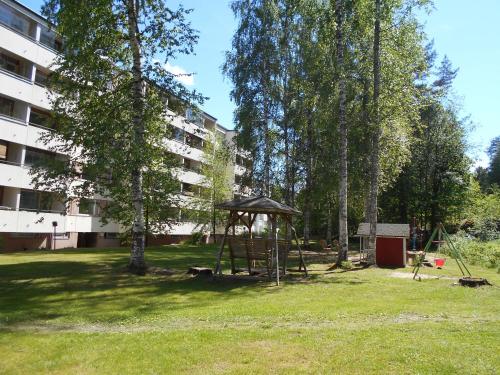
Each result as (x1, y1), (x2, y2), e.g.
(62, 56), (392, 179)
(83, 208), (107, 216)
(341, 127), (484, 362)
(336, 0), (349, 265)
(326, 198), (332, 246)
(303, 111), (313, 247)
(367, 0), (382, 265)
(127, 0), (147, 273)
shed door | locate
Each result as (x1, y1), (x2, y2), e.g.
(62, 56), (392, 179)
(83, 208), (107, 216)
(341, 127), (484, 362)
(376, 237), (404, 267)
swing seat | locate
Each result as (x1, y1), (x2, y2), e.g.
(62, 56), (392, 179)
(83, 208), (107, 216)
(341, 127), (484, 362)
(434, 258), (445, 268)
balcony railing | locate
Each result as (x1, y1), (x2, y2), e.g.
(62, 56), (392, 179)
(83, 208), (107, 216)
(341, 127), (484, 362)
(0, 159), (23, 167)
(18, 207), (66, 214)
(0, 15), (62, 54)
(0, 112), (26, 125)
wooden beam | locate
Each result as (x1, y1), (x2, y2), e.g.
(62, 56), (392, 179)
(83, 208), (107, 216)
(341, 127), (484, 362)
(284, 216), (308, 276)
(215, 211), (246, 276)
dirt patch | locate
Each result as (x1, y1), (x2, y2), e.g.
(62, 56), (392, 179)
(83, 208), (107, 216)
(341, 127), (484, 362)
(390, 271), (457, 281)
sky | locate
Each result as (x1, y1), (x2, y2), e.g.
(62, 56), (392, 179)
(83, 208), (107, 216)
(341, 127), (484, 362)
(22, 0), (499, 167)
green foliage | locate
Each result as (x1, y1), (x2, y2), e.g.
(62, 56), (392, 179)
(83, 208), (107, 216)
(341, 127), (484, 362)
(379, 56), (472, 228)
(340, 260), (353, 270)
(446, 234), (500, 269)
(192, 131), (233, 236)
(33, 0), (203, 245)
(487, 136), (500, 186)
(184, 231), (205, 245)
(463, 181), (500, 241)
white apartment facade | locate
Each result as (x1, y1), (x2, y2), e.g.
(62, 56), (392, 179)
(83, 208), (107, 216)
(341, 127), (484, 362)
(0, 0), (251, 250)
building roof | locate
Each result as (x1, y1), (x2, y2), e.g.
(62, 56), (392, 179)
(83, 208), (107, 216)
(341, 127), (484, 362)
(357, 223), (410, 238)
(216, 196), (301, 215)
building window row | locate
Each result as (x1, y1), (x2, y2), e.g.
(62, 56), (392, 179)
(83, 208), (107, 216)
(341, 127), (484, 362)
(0, 140), (63, 167)
(0, 94), (56, 129)
(0, 2), (63, 52)
(169, 125), (205, 150)
(0, 47), (52, 86)
(0, 185), (110, 216)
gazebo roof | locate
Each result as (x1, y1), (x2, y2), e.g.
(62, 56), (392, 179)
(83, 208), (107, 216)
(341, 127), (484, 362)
(216, 195), (301, 215)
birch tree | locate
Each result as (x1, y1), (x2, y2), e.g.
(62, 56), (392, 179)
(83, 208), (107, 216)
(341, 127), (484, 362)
(335, 0), (349, 264)
(35, 0), (202, 273)
(366, 0), (382, 264)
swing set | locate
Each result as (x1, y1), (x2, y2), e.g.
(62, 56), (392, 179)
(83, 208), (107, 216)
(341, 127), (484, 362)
(412, 223), (490, 287)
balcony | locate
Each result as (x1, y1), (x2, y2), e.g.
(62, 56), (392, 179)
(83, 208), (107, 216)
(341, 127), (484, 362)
(0, 208), (67, 233)
(0, 20), (56, 70)
(0, 161), (31, 189)
(0, 69), (51, 110)
(66, 215), (120, 233)
(165, 138), (204, 161)
(0, 115), (59, 151)
(174, 168), (204, 186)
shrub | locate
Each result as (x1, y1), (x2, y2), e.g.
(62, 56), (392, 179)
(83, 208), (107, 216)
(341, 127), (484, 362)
(446, 233), (500, 269)
(340, 260), (353, 270)
(185, 232), (205, 245)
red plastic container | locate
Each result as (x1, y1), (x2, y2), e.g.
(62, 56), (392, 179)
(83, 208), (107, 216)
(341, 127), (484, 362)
(434, 258), (446, 268)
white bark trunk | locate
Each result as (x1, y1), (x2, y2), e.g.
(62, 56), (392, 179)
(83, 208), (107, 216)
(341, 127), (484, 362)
(127, 0), (146, 273)
(336, 0), (349, 265)
(303, 111), (313, 247)
(367, 0), (381, 265)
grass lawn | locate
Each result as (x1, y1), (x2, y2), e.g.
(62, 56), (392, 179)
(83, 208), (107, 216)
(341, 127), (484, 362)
(0, 244), (499, 374)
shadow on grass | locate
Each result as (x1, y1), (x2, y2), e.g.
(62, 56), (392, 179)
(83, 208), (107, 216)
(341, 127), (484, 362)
(0, 245), (295, 325)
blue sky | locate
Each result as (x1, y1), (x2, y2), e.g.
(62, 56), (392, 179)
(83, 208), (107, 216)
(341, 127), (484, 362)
(23, 0), (499, 167)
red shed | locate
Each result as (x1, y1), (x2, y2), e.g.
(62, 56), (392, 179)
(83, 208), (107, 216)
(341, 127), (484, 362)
(356, 223), (409, 267)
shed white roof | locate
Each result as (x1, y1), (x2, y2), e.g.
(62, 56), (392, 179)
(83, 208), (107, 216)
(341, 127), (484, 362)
(357, 223), (409, 238)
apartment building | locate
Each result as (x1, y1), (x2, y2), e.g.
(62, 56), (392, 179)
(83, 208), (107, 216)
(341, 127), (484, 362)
(0, 0), (251, 250)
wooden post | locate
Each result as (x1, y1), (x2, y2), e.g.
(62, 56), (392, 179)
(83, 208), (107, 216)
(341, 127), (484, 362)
(272, 214), (279, 286)
(215, 225), (230, 275)
(285, 216), (308, 276)
(215, 211), (240, 276)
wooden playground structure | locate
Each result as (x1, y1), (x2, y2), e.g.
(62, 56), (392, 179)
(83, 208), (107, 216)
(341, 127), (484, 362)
(214, 196), (308, 284)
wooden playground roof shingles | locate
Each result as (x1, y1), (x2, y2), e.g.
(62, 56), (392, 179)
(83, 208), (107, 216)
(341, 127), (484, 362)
(357, 223), (410, 238)
(215, 196), (301, 215)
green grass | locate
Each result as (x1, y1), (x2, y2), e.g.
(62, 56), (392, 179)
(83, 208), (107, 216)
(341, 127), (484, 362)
(1, 244), (499, 374)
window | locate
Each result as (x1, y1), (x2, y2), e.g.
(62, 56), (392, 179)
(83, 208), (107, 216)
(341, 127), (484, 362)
(0, 3), (35, 37)
(172, 127), (184, 142)
(0, 96), (14, 117)
(39, 26), (63, 51)
(19, 190), (37, 210)
(0, 52), (21, 75)
(34, 69), (49, 86)
(29, 108), (52, 128)
(0, 141), (7, 161)
(185, 133), (203, 149)
(185, 108), (204, 128)
(104, 232), (119, 239)
(24, 147), (54, 167)
(19, 190), (56, 212)
(183, 158), (200, 173)
(182, 182), (199, 197)
(78, 199), (105, 216)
